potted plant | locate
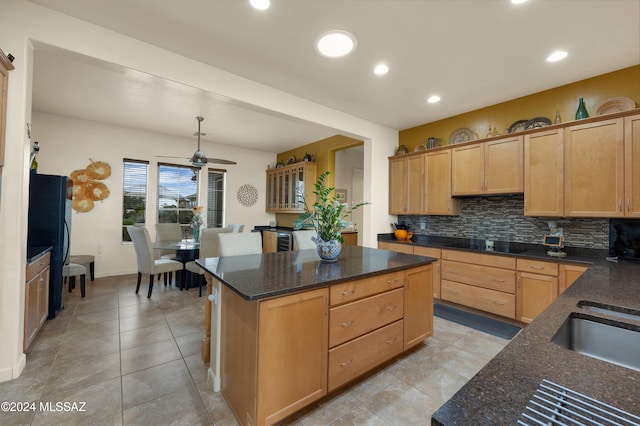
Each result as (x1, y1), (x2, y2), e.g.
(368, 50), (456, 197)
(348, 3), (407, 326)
(294, 171), (368, 261)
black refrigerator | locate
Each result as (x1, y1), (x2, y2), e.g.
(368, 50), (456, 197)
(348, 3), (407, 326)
(27, 173), (73, 319)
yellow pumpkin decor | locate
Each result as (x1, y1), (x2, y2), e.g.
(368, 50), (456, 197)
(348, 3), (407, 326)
(69, 159), (111, 213)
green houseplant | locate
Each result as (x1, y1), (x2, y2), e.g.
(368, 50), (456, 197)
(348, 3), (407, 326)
(294, 171), (368, 261)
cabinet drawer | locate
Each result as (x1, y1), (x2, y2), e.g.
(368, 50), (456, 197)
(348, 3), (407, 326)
(328, 320), (403, 391)
(413, 246), (441, 258)
(330, 272), (404, 307)
(378, 241), (413, 254)
(26, 252), (50, 280)
(517, 259), (558, 276)
(441, 260), (515, 293)
(441, 280), (515, 319)
(329, 288), (403, 348)
(442, 249), (515, 269)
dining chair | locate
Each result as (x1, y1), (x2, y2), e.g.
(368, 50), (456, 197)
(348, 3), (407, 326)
(127, 225), (184, 298)
(292, 230), (317, 250)
(185, 227), (232, 296)
(155, 223), (183, 260)
(217, 232), (263, 256)
(227, 223), (245, 233)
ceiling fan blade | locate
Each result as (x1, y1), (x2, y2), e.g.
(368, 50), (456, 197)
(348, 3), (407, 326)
(156, 155), (190, 160)
(206, 157), (237, 165)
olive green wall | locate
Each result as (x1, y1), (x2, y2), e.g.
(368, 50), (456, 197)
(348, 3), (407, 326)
(400, 65), (640, 150)
(276, 134), (363, 227)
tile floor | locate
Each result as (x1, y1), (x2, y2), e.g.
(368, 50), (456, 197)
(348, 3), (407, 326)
(0, 274), (509, 425)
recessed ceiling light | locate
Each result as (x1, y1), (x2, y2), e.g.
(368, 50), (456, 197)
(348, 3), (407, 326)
(374, 63), (389, 75)
(427, 95), (441, 104)
(511, 0), (528, 4)
(547, 50), (568, 62)
(249, 0), (270, 10)
(316, 30), (357, 58)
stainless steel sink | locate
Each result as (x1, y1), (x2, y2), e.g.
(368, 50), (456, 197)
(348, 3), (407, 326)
(551, 313), (640, 372)
(577, 300), (640, 323)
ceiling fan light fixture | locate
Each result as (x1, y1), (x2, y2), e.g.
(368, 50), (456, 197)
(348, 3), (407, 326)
(190, 150), (208, 167)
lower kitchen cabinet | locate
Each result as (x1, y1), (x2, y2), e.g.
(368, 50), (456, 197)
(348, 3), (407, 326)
(403, 265), (433, 348)
(516, 259), (559, 324)
(24, 252), (50, 351)
(378, 241), (441, 299)
(559, 263), (588, 293)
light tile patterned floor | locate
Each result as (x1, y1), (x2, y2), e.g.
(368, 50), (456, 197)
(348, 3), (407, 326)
(0, 274), (508, 425)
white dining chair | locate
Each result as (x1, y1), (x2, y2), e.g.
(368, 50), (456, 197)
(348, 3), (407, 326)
(217, 232), (263, 256)
(155, 223), (183, 260)
(127, 226), (184, 298)
(292, 230), (317, 250)
(185, 227), (232, 296)
(227, 223), (245, 233)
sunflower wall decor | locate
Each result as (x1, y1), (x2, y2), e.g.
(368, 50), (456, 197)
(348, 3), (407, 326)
(69, 160), (111, 213)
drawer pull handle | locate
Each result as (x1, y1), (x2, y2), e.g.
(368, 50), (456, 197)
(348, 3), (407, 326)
(493, 301), (505, 305)
(341, 289), (354, 296)
(448, 289), (459, 294)
(340, 359), (353, 367)
(386, 304), (397, 312)
(530, 265), (544, 270)
(386, 338), (397, 345)
(386, 279), (396, 285)
(340, 320), (355, 328)
(449, 270), (459, 275)
(494, 278), (505, 282)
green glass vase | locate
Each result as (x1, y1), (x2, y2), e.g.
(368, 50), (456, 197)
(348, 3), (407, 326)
(575, 97), (589, 120)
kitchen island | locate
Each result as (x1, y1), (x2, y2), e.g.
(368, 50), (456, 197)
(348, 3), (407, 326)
(196, 246), (435, 426)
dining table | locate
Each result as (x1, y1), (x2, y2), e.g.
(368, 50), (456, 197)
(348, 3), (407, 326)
(154, 240), (200, 290)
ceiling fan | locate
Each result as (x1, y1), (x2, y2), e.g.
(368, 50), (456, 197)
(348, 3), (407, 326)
(157, 116), (237, 167)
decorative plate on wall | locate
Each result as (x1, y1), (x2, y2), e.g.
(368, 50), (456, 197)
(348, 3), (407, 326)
(237, 184), (258, 207)
(595, 97), (636, 115)
(507, 119), (529, 133)
(524, 117), (552, 130)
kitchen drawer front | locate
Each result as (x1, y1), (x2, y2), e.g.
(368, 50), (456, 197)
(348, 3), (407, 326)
(378, 241), (414, 254)
(328, 320), (403, 391)
(516, 259), (558, 276)
(329, 288), (403, 348)
(330, 271), (404, 307)
(442, 249), (515, 270)
(441, 280), (516, 319)
(26, 252), (51, 280)
(441, 260), (516, 293)
(413, 246), (441, 259)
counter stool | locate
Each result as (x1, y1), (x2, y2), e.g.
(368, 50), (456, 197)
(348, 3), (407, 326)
(63, 263), (87, 298)
(69, 255), (95, 281)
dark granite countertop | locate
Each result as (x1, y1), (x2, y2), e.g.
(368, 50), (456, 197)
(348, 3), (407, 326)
(396, 235), (640, 423)
(196, 245), (435, 300)
(27, 245), (52, 263)
(378, 233), (606, 264)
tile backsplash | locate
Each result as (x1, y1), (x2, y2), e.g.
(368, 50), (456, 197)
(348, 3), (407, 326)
(399, 196), (609, 249)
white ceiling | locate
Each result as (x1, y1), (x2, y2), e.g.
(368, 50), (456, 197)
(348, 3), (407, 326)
(28, 0), (640, 154)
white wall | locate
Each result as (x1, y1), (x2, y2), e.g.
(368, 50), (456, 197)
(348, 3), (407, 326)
(0, 0), (397, 381)
(32, 112), (275, 277)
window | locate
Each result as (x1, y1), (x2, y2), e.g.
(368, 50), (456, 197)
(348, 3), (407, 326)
(157, 163), (199, 235)
(122, 159), (148, 242)
(207, 170), (225, 228)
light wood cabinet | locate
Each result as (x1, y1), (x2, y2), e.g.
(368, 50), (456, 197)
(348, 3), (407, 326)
(451, 136), (523, 196)
(378, 241), (441, 299)
(624, 114), (640, 217)
(564, 118), (625, 217)
(222, 286), (328, 426)
(24, 252), (50, 351)
(524, 129), (564, 216)
(425, 150), (459, 215)
(0, 48), (14, 171)
(516, 259), (558, 324)
(403, 265), (433, 348)
(441, 249), (516, 319)
(558, 263), (588, 293)
(265, 162), (316, 213)
(389, 154), (424, 214)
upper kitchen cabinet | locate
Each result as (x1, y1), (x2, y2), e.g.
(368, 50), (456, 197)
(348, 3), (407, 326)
(524, 129), (564, 217)
(424, 150), (459, 215)
(389, 154), (424, 215)
(564, 118), (624, 217)
(451, 135), (523, 196)
(0, 48), (15, 171)
(266, 162), (316, 213)
(624, 113), (640, 217)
